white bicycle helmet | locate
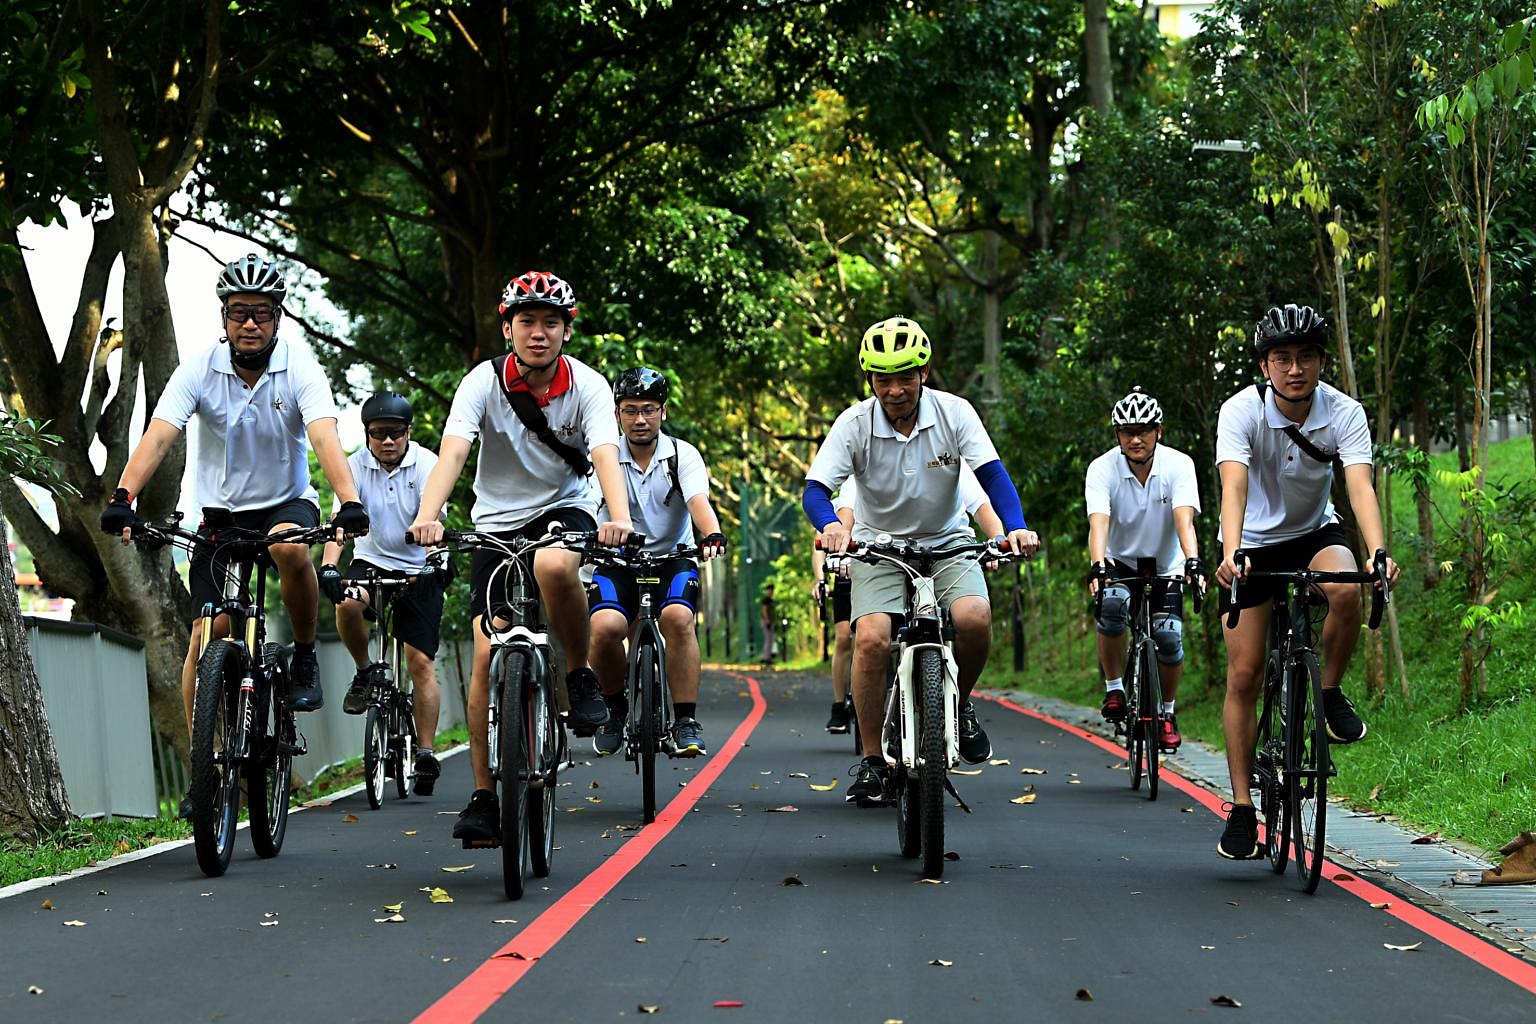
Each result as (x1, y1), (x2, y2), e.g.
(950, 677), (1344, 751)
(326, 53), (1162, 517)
(1111, 387), (1162, 426)
(215, 253), (288, 302)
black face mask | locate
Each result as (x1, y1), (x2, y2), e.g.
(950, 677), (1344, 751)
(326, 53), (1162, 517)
(227, 335), (279, 370)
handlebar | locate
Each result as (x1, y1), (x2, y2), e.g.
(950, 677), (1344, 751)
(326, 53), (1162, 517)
(1090, 559), (1205, 617)
(1224, 548), (1390, 630)
(131, 514), (336, 556)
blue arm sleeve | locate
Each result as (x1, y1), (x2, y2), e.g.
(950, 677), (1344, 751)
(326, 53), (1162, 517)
(973, 459), (1027, 533)
(802, 480), (838, 531)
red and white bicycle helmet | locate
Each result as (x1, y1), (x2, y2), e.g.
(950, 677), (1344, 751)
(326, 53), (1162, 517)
(499, 270), (578, 320)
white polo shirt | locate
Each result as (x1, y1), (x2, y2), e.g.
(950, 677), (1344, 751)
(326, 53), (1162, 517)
(597, 432), (711, 555)
(443, 355), (620, 532)
(333, 442), (441, 570)
(807, 389), (1001, 546)
(1084, 444), (1200, 575)
(152, 337), (335, 512)
(834, 463), (989, 522)
(1215, 380), (1372, 547)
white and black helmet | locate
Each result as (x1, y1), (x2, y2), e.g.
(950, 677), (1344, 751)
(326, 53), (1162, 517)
(1111, 387), (1163, 427)
(215, 253), (288, 303)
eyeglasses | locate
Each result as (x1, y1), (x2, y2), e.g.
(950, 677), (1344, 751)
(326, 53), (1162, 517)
(1267, 351), (1322, 370)
(366, 426), (409, 440)
(224, 303), (278, 324)
(618, 404), (662, 418)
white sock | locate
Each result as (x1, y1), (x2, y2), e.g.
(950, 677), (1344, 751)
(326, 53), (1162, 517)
(1160, 701), (1175, 715)
(1105, 678), (1124, 692)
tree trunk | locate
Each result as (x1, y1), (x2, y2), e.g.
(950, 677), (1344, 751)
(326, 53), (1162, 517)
(1084, 0), (1113, 116)
(1527, 358), (1536, 471)
(982, 229), (1001, 405)
(0, 542), (72, 841)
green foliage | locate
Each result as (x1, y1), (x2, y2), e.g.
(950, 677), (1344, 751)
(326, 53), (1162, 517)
(0, 415), (80, 499)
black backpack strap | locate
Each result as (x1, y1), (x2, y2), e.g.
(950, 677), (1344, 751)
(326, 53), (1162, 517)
(493, 355), (592, 477)
(1255, 381), (1340, 466)
(662, 451), (683, 507)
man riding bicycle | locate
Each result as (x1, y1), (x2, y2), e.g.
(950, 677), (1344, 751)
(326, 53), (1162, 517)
(1085, 387), (1205, 752)
(100, 254), (369, 812)
(406, 270), (632, 843)
(587, 367), (727, 759)
(803, 316), (1039, 806)
(319, 391), (449, 795)
(1214, 303), (1400, 860)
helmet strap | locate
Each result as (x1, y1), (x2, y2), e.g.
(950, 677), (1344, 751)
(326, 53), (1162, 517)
(228, 335), (279, 371)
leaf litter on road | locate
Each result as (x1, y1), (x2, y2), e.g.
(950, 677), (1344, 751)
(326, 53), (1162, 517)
(1384, 942), (1422, 951)
(441, 865), (474, 873)
(809, 779), (838, 792)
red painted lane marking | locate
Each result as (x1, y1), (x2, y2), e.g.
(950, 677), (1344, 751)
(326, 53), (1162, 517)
(980, 692), (1536, 996)
(414, 674), (767, 1024)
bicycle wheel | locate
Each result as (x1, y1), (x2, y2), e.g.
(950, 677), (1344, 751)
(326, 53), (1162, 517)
(247, 643), (294, 858)
(528, 658), (559, 877)
(1256, 659), (1289, 873)
(895, 769), (920, 858)
(394, 693), (416, 800)
(638, 648), (660, 824)
(1290, 652), (1329, 893)
(191, 640), (243, 877)
(1125, 648), (1144, 791)
(364, 705), (387, 810)
(495, 648), (531, 900)
(1138, 640), (1160, 802)
(916, 648), (946, 879)
(848, 697), (860, 756)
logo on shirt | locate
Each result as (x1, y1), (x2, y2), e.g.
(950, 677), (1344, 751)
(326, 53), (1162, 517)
(555, 420), (579, 438)
(272, 397), (286, 412)
(926, 451), (958, 468)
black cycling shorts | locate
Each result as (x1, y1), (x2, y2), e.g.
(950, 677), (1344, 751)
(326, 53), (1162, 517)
(831, 575), (851, 625)
(1218, 522), (1352, 615)
(468, 507), (599, 622)
(346, 558), (445, 659)
(187, 498), (321, 623)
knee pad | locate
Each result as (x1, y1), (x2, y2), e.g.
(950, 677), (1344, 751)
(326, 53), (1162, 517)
(1096, 585), (1130, 636)
(1152, 613), (1184, 665)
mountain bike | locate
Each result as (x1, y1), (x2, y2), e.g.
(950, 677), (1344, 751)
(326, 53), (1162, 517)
(132, 510), (333, 877)
(840, 534), (1014, 879)
(581, 538), (704, 824)
(344, 555), (448, 809)
(1094, 558), (1203, 801)
(441, 527), (593, 899)
(1226, 549), (1388, 893)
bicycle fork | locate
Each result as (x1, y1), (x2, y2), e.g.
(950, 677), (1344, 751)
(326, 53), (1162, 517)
(888, 641), (961, 769)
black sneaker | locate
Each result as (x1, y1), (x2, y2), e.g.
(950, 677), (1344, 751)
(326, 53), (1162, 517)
(593, 712), (625, 757)
(672, 718), (706, 757)
(413, 750), (440, 796)
(288, 649), (324, 712)
(845, 757), (892, 807)
(826, 701), (851, 734)
(177, 789), (193, 820)
(1321, 687), (1368, 744)
(1218, 803), (1263, 860)
(342, 667), (372, 715)
(957, 700), (992, 764)
(564, 667), (608, 736)
(452, 789), (499, 842)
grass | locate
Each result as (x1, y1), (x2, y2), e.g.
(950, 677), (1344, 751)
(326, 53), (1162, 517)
(989, 435), (1536, 859)
(0, 725), (474, 889)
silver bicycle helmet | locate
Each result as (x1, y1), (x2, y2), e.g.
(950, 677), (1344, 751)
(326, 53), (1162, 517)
(215, 253), (288, 303)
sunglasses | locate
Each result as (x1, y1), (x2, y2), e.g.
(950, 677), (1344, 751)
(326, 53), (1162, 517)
(224, 303), (278, 323)
(366, 426), (409, 440)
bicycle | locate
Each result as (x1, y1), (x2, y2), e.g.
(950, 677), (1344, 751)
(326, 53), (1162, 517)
(343, 555), (449, 809)
(1226, 549), (1388, 893)
(1093, 558), (1204, 801)
(581, 538), (704, 824)
(439, 526), (594, 899)
(837, 534), (1014, 879)
(132, 510), (334, 877)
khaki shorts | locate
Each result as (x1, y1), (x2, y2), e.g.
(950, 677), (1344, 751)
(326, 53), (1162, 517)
(849, 555), (988, 624)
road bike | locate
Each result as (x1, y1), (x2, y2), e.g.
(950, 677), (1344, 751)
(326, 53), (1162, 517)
(581, 538), (704, 824)
(1227, 549), (1388, 893)
(839, 534), (1013, 879)
(1093, 558), (1203, 801)
(441, 527), (592, 899)
(133, 510), (334, 877)
(343, 556), (448, 809)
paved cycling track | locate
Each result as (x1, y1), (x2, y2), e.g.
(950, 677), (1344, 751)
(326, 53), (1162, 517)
(5, 668), (1534, 1023)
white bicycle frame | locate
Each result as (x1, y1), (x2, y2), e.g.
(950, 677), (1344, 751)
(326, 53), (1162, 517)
(878, 562), (967, 771)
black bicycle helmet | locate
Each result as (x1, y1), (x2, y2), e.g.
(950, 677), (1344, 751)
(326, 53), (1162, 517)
(360, 391), (413, 425)
(1253, 303), (1328, 355)
(613, 367), (669, 405)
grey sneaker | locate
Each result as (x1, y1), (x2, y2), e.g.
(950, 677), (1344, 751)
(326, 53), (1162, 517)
(288, 649), (324, 712)
(564, 667), (609, 736)
(593, 712), (625, 757)
(957, 700), (991, 764)
(672, 718), (706, 757)
(342, 667), (372, 715)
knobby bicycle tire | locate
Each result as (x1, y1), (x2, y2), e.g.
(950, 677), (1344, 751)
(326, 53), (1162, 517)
(1257, 652), (1289, 873)
(917, 648), (947, 879)
(528, 651), (558, 877)
(496, 648), (531, 900)
(247, 643), (294, 858)
(638, 648), (660, 824)
(191, 640), (242, 877)
(364, 705), (387, 810)
(1291, 651), (1329, 893)
(1139, 639), (1161, 802)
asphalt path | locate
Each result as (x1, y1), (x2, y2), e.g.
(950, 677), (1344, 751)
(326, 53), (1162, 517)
(4, 667), (1534, 1023)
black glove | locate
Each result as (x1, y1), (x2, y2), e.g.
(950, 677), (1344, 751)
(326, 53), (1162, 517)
(700, 532), (728, 558)
(318, 563), (346, 604)
(99, 488), (139, 535)
(430, 553), (456, 587)
(1184, 556), (1207, 588)
(331, 500), (370, 536)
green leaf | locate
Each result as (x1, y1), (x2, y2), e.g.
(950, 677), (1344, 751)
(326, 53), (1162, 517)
(1500, 21), (1526, 57)
(1520, 51), (1534, 92)
(1457, 85), (1478, 124)
(1447, 121), (1465, 147)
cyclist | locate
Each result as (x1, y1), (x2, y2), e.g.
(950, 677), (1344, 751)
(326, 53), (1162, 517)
(587, 367), (728, 759)
(803, 316), (1039, 806)
(318, 391), (448, 794)
(1214, 303), (1400, 860)
(405, 270), (632, 843)
(1085, 387), (1205, 752)
(100, 254), (368, 774)
(816, 470), (1004, 740)
(759, 584), (777, 665)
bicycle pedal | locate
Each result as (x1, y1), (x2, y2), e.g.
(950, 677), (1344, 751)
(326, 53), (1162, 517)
(461, 837), (499, 850)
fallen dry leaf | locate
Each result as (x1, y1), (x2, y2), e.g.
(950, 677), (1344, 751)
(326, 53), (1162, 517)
(1201, 945), (1215, 950)
(952, 769), (983, 776)
(586, 797), (603, 804)
(1211, 995), (1242, 1007)
(302, 799), (332, 807)
(28, 986), (44, 995)
(493, 919), (519, 924)
(114, 839), (132, 855)
(1370, 902), (1391, 910)
(781, 876), (805, 886)
(809, 780), (838, 792)
(1384, 942), (1422, 952)
(639, 1006), (659, 1014)
(916, 878), (948, 885)
(766, 805), (798, 813)
(635, 936), (648, 943)
(496, 951), (532, 961)
(365, 863), (398, 870)
(788, 772), (809, 778)
(944, 851), (960, 861)
(62, 920), (86, 927)
(428, 887), (453, 904)
(1411, 833), (1441, 845)
(750, 784), (761, 790)
(383, 902), (404, 912)
(1076, 989), (1093, 1002)
(929, 958), (953, 967)
(989, 759), (1011, 766)
(1010, 794), (1038, 805)
(1020, 767), (1047, 775)
(402, 830), (418, 836)
(1333, 873), (1357, 882)
(41, 899), (53, 910)
(589, 780), (600, 789)
(342, 813), (360, 823)
(1369, 785), (1382, 801)
(374, 914), (406, 924)
(260, 921), (279, 928)
(1180, 807), (1196, 814)
(1067, 779), (1082, 785)
(441, 865), (474, 873)
(713, 1000), (745, 1008)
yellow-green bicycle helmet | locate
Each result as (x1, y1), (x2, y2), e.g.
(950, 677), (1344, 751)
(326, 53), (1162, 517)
(859, 316), (932, 373)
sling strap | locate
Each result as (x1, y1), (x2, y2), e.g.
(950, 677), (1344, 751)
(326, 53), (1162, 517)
(494, 354), (591, 477)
